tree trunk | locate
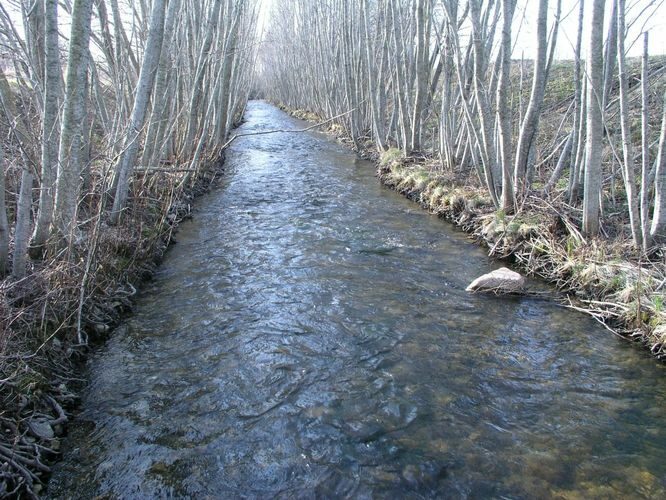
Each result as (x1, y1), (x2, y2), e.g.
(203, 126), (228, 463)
(498, 0), (516, 212)
(216, 2), (242, 145)
(602, 0), (618, 110)
(639, 32), (650, 251)
(567, 0), (585, 204)
(111, 0), (167, 223)
(13, 168), (33, 278)
(0, 67), (36, 277)
(52, 0), (94, 245)
(513, 0), (548, 194)
(141, 0), (181, 169)
(650, 88), (666, 243)
(0, 144), (8, 277)
(468, 0), (499, 206)
(616, 0), (641, 248)
(410, 0), (429, 152)
(582, 0), (605, 237)
(182, 0), (223, 156)
(30, 0), (60, 257)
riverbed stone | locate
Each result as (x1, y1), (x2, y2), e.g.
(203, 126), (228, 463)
(28, 418), (54, 440)
(465, 267), (525, 294)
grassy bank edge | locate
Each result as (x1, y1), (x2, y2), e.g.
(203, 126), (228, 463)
(277, 103), (666, 362)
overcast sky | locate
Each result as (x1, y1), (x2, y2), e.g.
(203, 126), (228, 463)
(511, 0), (665, 59)
(4, 0), (665, 63)
(258, 0), (666, 60)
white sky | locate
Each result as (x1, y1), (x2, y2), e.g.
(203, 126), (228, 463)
(516, 0), (666, 59)
(258, 0), (666, 59)
(3, 0), (664, 66)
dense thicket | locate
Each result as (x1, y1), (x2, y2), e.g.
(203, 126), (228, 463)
(1, 0), (257, 277)
(259, 0), (666, 252)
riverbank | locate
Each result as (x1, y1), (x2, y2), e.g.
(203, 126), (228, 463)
(279, 104), (666, 361)
(0, 153), (225, 497)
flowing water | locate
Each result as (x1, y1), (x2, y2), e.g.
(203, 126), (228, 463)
(50, 101), (666, 498)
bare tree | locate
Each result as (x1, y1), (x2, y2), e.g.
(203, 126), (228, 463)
(497, 0), (516, 212)
(513, 0), (549, 194)
(0, 138), (8, 277)
(639, 32), (650, 250)
(582, 0), (605, 237)
(52, 0), (94, 245)
(651, 88), (666, 243)
(0, 66), (35, 278)
(410, 0), (430, 152)
(616, 0), (642, 248)
(110, 0), (167, 223)
(30, 0), (60, 256)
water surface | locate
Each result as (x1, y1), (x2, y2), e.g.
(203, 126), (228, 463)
(50, 101), (666, 498)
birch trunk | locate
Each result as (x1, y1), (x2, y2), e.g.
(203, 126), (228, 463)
(13, 168), (33, 278)
(0, 144), (8, 277)
(639, 32), (650, 250)
(30, 0), (60, 256)
(497, 0), (516, 212)
(513, 0), (548, 194)
(111, 0), (167, 223)
(410, 0), (429, 152)
(52, 0), (94, 245)
(582, 0), (605, 236)
(650, 88), (666, 242)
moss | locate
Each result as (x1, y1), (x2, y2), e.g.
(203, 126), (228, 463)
(412, 170), (430, 190)
(471, 195), (492, 208)
(506, 221), (521, 234)
(16, 370), (48, 394)
(608, 274), (626, 292)
(379, 147), (403, 167)
(556, 174), (569, 190)
(518, 223), (537, 238)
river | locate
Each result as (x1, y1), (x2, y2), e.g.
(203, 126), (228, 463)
(49, 101), (666, 498)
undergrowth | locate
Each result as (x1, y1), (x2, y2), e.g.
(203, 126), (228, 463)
(0, 153), (225, 497)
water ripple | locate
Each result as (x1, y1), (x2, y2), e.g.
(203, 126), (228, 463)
(50, 101), (666, 499)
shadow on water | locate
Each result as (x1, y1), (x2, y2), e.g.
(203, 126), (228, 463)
(49, 101), (666, 498)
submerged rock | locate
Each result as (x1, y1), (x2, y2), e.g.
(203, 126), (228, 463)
(466, 267), (525, 294)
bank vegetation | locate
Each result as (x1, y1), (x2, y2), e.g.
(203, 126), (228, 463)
(259, 0), (666, 358)
(0, 0), (258, 496)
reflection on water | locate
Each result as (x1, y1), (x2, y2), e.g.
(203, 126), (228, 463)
(50, 101), (666, 498)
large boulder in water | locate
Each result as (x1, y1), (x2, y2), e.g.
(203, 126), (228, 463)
(466, 267), (525, 294)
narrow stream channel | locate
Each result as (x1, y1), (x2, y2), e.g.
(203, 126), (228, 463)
(50, 101), (666, 498)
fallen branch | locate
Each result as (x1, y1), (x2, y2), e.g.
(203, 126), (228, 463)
(565, 298), (629, 339)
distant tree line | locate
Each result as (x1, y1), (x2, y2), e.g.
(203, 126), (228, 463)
(259, 0), (666, 253)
